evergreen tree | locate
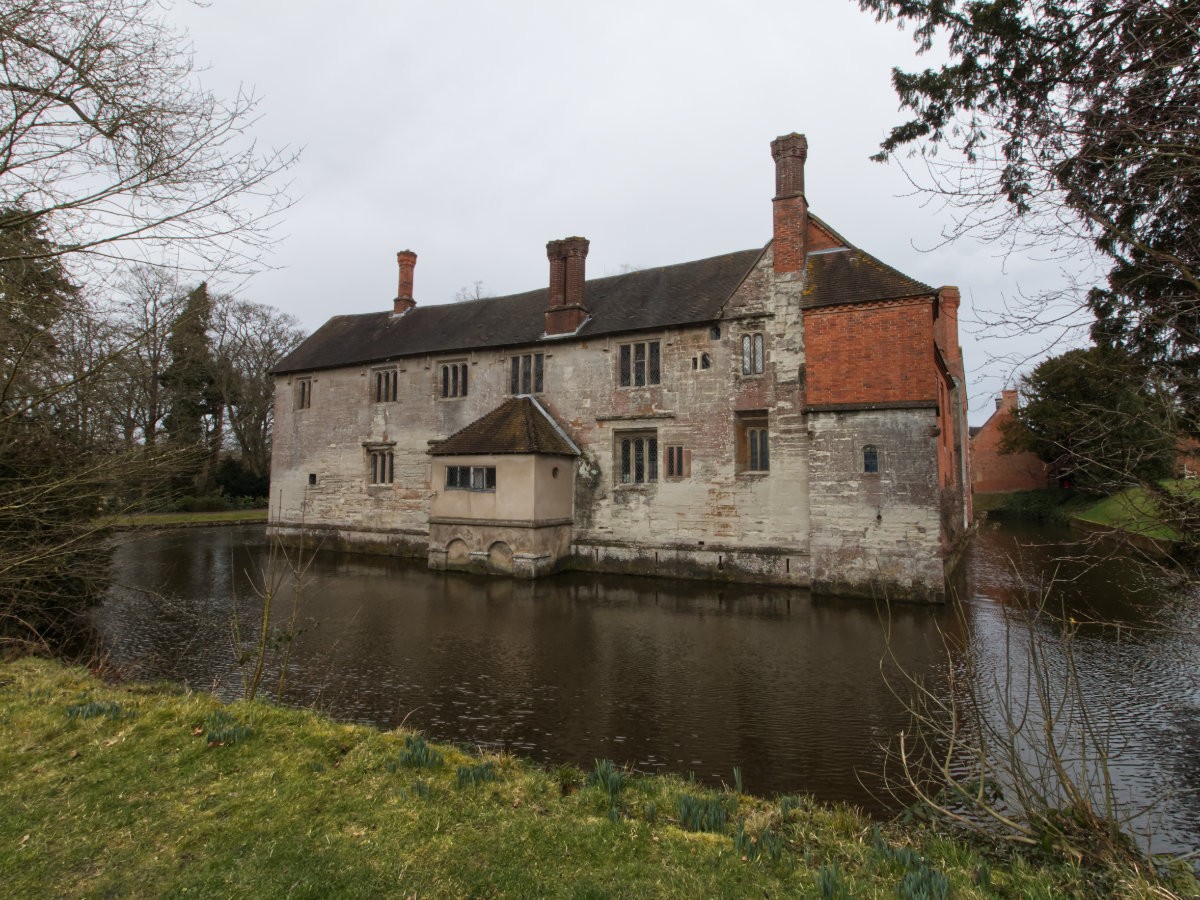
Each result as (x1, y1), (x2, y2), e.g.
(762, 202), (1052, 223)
(1001, 347), (1177, 490)
(161, 283), (221, 494)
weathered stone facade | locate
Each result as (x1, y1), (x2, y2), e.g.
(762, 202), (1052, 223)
(269, 133), (971, 601)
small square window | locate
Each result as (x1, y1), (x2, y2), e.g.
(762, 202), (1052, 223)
(863, 445), (879, 474)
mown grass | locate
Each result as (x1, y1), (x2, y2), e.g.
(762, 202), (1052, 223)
(106, 508), (268, 529)
(0, 657), (1191, 898)
(1073, 481), (1199, 542)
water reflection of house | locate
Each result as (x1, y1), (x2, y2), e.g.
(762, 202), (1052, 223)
(269, 133), (971, 601)
(970, 390), (1049, 493)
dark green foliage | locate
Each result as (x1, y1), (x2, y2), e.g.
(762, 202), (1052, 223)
(676, 793), (728, 833)
(1001, 347), (1177, 489)
(817, 862), (847, 899)
(66, 699), (123, 720)
(0, 210), (112, 645)
(899, 864), (950, 900)
(588, 759), (626, 800)
(214, 456), (269, 499)
(860, 1), (1199, 435)
(204, 710), (252, 746)
(161, 283), (223, 495)
(394, 735), (444, 770)
(734, 822), (784, 863)
(455, 761), (498, 788)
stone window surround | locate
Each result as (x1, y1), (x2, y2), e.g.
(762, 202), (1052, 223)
(295, 376), (312, 410)
(735, 411), (769, 473)
(372, 367), (398, 403)
(741, 331), (765, 377)
(618, 339), (661, 388)
(439, 359), (469, 399)
(615, 429), (658, 485)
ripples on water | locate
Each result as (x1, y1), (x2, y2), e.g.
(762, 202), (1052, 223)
(95, 523), (1200, 856)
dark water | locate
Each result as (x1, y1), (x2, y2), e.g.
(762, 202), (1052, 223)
(94, 523), (1200, 855)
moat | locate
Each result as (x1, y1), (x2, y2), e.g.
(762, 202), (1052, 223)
(94, 522), (1200, 856)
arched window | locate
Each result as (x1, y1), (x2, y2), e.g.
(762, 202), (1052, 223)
(863, 445), (879, 474)
(700, 352), (711, 370)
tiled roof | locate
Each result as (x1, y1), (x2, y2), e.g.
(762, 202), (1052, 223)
(274, 214), (935, 375)
(274, 248), (763, 374)
(802, 246), (933, 308)
(430, 397), (579, 457)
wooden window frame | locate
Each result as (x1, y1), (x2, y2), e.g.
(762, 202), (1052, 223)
(736, 412), (769, 473)
(664, 445), (691, 479)
(445, 465), (497, 492)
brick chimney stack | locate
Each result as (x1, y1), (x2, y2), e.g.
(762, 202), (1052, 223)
(771, 133), (808, 276)
(394, 250), (417, 314)
(545, 236), (589, 335)
(936, 285), (963, 381)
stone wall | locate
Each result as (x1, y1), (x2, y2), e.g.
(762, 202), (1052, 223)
(807, 408), (945, 602)
(269, 250), (813, 584)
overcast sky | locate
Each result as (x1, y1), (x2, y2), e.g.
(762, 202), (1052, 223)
(173, 0), (1091, 425)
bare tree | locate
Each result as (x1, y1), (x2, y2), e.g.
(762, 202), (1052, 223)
(453, 281), (492, 302)
(0, 0), (296, 278)
(211, 296), (305, 479)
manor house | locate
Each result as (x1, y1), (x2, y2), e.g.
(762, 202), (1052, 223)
(269, 133), (971, 601)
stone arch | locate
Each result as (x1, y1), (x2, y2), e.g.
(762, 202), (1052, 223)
(446, 538), (470, 567)
(487, 541), (513, 574)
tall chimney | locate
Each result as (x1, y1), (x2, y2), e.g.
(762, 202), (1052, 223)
(936, 285), (963, 381)
(545, 236), (589, 335)
(394, 250), (417, 314)
(771, 133), (808, 276)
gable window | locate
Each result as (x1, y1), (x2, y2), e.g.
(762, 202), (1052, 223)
(863, 445), (879, 474)
(664, 445), (690, 479)
(295, 377), (312, 410)
(373, 368), (398, 403)
(510, 353), (544, 395)
(736, 412), (769, 473)
(741, 332), (764, 375)
(616, 431), (657, 484)
(440, 361), (468, 398)
(445, 465), (496, 492)
(369, 449), (394, 484)
(619, 340), (661, 387)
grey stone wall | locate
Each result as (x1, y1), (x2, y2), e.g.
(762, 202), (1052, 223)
(806, 407), (946, 601)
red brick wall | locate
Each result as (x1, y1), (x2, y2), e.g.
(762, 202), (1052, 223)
(803, 298), (937, 406)
(971, 393), (1048, 493)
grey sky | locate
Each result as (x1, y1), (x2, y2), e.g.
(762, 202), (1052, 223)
(175, 0), (1087, 425)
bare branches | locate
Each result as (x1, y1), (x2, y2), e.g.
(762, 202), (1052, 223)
(0, 0), (297, 279)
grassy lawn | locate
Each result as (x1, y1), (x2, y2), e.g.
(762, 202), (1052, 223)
(0, 657), (1189, 898)
(107, 508), (268, 528)
(1073, 480), (1199, 542)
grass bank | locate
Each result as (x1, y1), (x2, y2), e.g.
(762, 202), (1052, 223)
(1, 658), (1189, 898)
(1071, 481), (1199, 542)
(106, 508), (268, 529)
